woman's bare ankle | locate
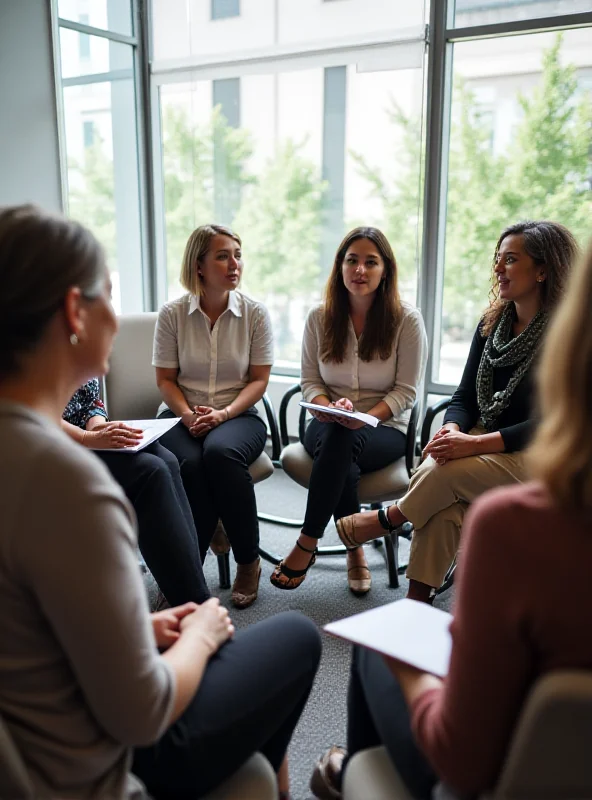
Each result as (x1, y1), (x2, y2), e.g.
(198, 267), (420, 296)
(385, 503), (406, 529)
(406, 578), (434, 604)
(297, 533), (318, 551)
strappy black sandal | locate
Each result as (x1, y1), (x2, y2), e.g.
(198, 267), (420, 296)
(270, 540), (317, 590)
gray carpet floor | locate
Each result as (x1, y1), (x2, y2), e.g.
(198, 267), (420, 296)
(145, 468), (454, 800)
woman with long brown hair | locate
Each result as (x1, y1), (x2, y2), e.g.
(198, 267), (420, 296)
(311, 235), (592, 800)
(271, 227), (427, 595)
(333, 220), (578, 604)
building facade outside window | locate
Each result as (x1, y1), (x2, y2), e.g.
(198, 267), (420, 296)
(52, 0), (592, 388)
(211, 0), (240, 21)
(54, 0), (145, 314)
(152, 0), (427, 368)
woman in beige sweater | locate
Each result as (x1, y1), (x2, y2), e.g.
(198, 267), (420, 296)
(271, 227), (427, 596)
(0, 205), (320, 800)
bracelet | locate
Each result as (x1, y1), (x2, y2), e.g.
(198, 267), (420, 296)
(224, 407), (230, 421)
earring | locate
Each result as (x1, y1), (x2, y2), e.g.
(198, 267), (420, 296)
(70, 333), (79, 346)
(537, 276), (544, 283)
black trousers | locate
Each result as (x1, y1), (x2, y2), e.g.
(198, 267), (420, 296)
(158, 409), (267, 564)
(97, 442), (210, 607)
(347, 646), (437, 800)
(132, 611), (322, 799)
(302, 420), (407, 539)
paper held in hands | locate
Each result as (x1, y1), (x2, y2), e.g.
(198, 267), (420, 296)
(90, 417), (181, 453)
(299, 401), (380, 428)
(324, 599), (453, 678)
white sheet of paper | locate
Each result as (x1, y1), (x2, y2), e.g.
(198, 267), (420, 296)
(90, 417), (181, 453)
(324, 599), (453, 677)
(299, 401), (380, 428)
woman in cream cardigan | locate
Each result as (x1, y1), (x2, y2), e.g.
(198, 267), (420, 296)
(271, 227), (427, 595)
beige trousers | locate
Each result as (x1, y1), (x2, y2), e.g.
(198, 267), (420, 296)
(398, 428), (527, 588)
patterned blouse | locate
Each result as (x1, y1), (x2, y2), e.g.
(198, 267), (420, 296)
(63, 379), (108, 429)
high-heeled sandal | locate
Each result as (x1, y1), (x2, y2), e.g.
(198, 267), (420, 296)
(336, 506), (398, 549)
(270, 540), (317, 590)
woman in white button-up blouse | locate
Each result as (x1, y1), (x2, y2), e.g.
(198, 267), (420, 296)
(153, 224), (273, 610)
(271, 227), (427, 595)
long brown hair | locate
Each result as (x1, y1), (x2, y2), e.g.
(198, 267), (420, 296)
(528, 240), (592, 509)
(0, 205), (105, 380)
(481, 220), (578, 336)
(180, 224), (241, 296)
(321, 227), (402, 363)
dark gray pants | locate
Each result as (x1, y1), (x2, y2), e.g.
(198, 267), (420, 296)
(347, 645), (437, 799)
(302, 420), (406, 538)
(158, 409), (267, 564)
(97, 441), (210, 607)
(132, 612), (322, 798)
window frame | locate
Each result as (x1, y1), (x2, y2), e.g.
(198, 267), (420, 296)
(51, 1), (592, 394)
(50, 0), (155, 313)
(419, 0), (592, 397)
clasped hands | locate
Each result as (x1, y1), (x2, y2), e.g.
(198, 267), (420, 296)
(182, 406), (229, 438)
(422, 423), (478, 465)
(310, 397), (366, 430)
(151, 598), (234, 653)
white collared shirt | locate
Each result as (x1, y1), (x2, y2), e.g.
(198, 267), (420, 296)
(152, 291), (274, 413)
(301, 302), (427, 432)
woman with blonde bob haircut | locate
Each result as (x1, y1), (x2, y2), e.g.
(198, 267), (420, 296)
(311, 241), (592, 800)
(153, 224), (274, 609)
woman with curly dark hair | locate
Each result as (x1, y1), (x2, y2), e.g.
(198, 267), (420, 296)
(334, 220), (579, 603)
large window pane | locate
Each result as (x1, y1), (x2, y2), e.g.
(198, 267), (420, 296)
(58, 0), (133, 37)
(159, 58), (425, 366)
(152, 0), (425, 62)
(58, 32), (143, 313)
(452, 0), (592, 29)
(438, 27), (592, 384)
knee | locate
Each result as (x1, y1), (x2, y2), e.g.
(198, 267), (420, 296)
(134, 453), (171, 485)
(411, 456), (464, 493)
(275, 612), (322, 673)
(314, 424), (355, 457)
(203, 442), (244, 472)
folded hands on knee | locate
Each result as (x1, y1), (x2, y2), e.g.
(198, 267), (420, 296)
(422, 423), (477, 465)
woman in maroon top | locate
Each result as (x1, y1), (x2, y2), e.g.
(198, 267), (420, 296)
(311, 238), (592, 800)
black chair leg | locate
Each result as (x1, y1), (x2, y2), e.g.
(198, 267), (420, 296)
(384, 531), (400, 589)
(217, 553), (231, 590)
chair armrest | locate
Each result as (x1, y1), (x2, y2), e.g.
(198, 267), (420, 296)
(405, 399), (421, 478)
(261, 392), (281, 463)
(278, 383), (304, 447)
(420, 396), (453, 450)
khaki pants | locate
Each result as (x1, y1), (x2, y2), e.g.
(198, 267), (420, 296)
(398, 429), (527, 588)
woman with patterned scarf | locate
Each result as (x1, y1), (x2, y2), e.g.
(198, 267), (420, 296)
(332, 220), (579, 604)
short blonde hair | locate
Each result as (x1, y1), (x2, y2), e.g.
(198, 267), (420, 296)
(528, 239), (592, 509)
(180, 224), (242, 295)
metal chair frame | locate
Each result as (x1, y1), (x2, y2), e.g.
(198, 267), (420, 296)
(256, 383), (419, 587)
(418, 395), (456, 598)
